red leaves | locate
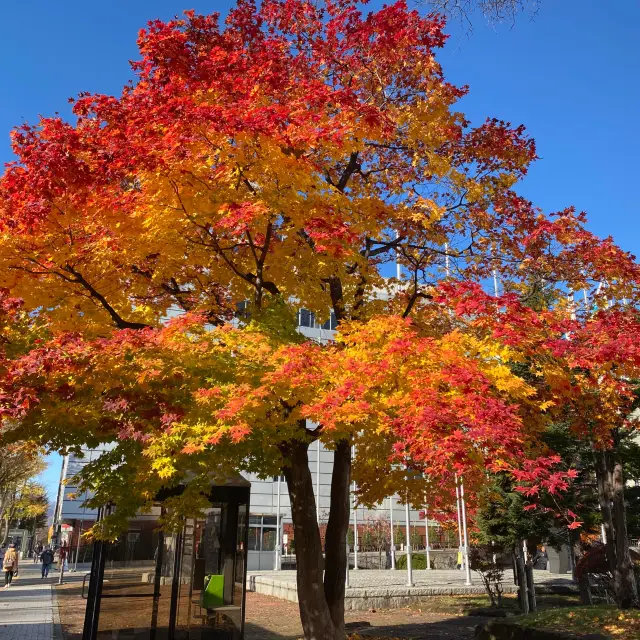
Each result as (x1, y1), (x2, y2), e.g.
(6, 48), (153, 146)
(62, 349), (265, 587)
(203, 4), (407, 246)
(457, 118), (537, 177)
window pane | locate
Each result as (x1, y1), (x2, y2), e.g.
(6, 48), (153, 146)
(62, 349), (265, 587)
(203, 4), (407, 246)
(248, 527), (261, 551)
(249, 516), (261, 525)
(299, 309), (311, 327)
(262, 529), (276, 551)
(262, 516), (277, 527)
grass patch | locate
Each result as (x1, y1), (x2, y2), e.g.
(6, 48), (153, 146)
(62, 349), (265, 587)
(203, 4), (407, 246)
(516, 605), (640, 638)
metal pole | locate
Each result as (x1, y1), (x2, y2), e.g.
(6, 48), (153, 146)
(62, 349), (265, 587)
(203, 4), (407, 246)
(460, 481), (472, 586)
(351, 445), (359, 570)
(316, 440), (321, 524)
(445, 242), (450, 277)
(455, 475), (463, 570)
(275, 475), (282, 571)
(389, 495), (396, 570)
(345, 537), (350, 588)
(424, 501), (431, 570)
(405, 500), (413, 586)
(352, 481), (359, 570)
(58, 548), (65, 585)
(73, 519), (83, 572)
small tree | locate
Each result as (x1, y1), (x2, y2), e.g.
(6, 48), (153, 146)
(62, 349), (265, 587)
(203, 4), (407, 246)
(470, 547), (505, 608)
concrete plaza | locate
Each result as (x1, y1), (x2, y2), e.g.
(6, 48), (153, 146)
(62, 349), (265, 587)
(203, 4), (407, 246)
(248, 568), (576, 610)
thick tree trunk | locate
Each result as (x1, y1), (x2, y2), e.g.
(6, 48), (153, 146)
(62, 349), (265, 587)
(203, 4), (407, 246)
(594, 445), (639, 609)
(594, 448), (616, 575)
(283, 438), (338, 640)
(611, 459), (639, 608)
(322, 440), (351, 633)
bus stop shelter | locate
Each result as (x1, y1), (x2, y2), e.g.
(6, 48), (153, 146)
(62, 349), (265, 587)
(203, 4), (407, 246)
(82, 474), (251, 640)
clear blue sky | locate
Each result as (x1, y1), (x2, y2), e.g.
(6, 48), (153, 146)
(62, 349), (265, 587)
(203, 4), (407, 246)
(2, 0), (638, 499)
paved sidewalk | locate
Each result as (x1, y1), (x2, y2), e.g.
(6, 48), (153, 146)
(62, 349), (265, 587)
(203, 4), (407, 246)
(0, 562), (57, 640)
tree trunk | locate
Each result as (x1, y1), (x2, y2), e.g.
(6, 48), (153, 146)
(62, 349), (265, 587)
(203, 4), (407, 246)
(594, 445), (639, 609)
(283, 438), (338, 640)
(569, 527), (591, 605)
(611, 459), (639, 608)
(594, 448), (616, 575)
(513, 547), (529, 614)
(322, 440), (351, 634)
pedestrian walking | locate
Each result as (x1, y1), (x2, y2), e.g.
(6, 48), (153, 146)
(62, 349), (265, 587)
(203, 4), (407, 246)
(59, 544), (68, 572)
(40, 546), (54, 578)
(3, 544), (18, 588)
(0, 544), (6, 569)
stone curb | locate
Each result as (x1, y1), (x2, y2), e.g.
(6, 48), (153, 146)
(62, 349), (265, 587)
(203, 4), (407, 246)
(249, 574), (577, 611)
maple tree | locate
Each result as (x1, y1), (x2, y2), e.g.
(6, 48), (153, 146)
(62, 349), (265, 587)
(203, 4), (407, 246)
(1, 0), (640, 635)
(441, 282), (640, 608)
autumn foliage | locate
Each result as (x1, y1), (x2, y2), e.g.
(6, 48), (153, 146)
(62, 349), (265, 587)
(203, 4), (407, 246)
(1, 0), (640, 633)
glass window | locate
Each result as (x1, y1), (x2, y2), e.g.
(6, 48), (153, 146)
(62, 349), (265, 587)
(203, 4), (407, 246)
(262, 516), (277, 527)
(262, 529), (276, 551)
(248, 527), (261, 551)
(299, 309), (312, 327)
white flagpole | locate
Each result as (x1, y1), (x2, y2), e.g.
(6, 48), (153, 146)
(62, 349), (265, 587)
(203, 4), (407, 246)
(455, 475), (463, 570)
(352, 445), (359, 570)
(275, 475), (282, 571)
(316, 440), (321, 524)
(424, 499), (431, 570)
(460, 481), (472, 586)
(405, 500), (413, 586)
(389, 495), (396, 570)
(353, 482), (359, 570)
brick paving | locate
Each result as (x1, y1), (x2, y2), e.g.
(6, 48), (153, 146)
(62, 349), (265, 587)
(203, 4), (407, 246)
(0, 562), (57, 640)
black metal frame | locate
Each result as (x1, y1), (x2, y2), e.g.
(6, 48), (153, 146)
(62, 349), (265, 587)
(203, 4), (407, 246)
(83, 484), (250, 640)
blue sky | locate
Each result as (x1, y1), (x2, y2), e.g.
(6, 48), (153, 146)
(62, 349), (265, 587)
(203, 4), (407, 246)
(2, 0), (638, 499)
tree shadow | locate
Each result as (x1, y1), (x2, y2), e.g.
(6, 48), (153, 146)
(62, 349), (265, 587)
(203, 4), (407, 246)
(244, 617), (488, 640)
